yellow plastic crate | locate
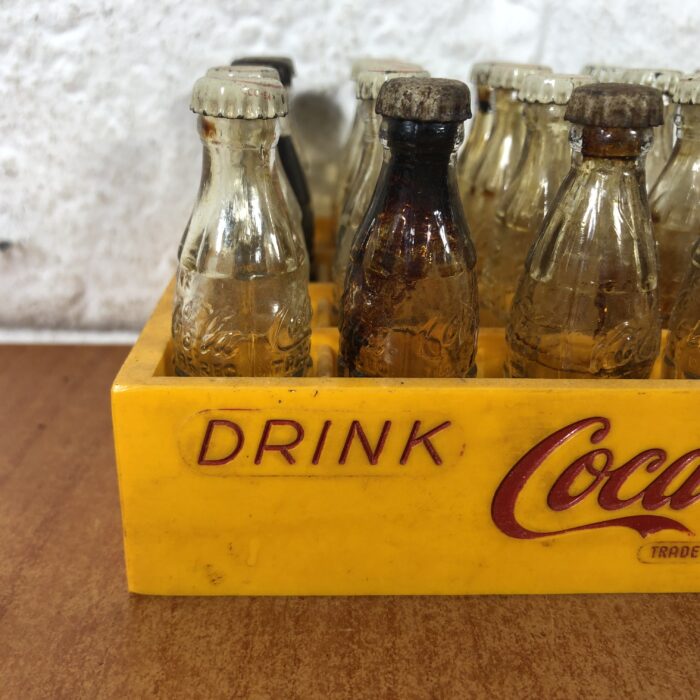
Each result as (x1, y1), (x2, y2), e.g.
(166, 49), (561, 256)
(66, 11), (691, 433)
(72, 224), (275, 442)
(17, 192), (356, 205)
(112, 282), (700, 595)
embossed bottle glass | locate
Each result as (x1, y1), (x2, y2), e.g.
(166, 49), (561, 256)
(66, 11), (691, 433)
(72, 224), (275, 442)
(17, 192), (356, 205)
(456, 62), (495, 202)
(664, 238), (700, 378)
(481, 73), (593, 325)
(506, 84), (664, 379)
(340, 77), (478, 378)
(173, 72), (312, 377)
(332, 65), (429, 316)
(231, 56), (315, 268)
(623, 68), (682, 188)
(650, 76), (700, 325)
(461, 63), (551, 273)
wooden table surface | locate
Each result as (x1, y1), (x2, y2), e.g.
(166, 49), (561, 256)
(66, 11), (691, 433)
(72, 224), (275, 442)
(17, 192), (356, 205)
(1, 345), (698, 699)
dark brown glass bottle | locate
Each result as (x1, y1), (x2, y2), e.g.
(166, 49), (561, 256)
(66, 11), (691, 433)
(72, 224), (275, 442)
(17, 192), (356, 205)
(339, 77), (478, 378)
(232, 56), (315, 270)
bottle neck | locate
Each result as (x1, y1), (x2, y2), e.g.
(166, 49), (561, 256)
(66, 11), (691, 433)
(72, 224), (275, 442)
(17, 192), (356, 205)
(522, 102), (571, 170)
(476, 85), (493, 114)
(491, 88), (524, 134)
(572, 124), (652, 162)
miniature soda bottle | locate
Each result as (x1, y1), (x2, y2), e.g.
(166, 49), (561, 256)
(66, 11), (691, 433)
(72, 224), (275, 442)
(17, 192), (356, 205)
(623, 68), (682, 186)
(332, 65), (429, 314)
(461, 63), (551, 270)
(173, 72), (312, 377)
(455, 62), (495, 201)
(231, 56), (315, 269)
(506, 83), (663, 379)
(340, 77), (478, 378)
(663, 238), (700, 378)
(334, 59), (424, 227)
(480, 73), (593, 325)
(649, 76), (700, 325)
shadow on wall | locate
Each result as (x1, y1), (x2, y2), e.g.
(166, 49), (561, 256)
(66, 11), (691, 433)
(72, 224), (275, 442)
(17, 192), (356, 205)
(289, 90), (345, 216)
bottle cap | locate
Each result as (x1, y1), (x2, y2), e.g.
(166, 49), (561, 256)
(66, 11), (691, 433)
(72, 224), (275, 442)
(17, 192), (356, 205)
(488, 63), (552, 91)
(470, 62), (497, 87)
(231, 56), (295, 87)
(622, 68), (683, 96)
(190, 73), (287, 119)
(356, 67), (430, 100)
(208, 64), (280, 82)
(376, 77), (472, 123)
(565, 83), (664, 128)
(673, 76), (700, 105)
(350, 58), (423, 81)
(581, 64), (627, 82)
(519, 73), (594, 105)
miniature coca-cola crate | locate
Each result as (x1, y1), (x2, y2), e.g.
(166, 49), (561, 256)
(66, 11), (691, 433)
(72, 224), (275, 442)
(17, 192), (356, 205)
(111, 281), (700, 595)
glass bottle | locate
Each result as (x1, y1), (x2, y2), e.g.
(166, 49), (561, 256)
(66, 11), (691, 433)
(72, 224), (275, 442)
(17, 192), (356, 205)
(173, 72), (312, 377)
(506, 83), (664, 379)
(581, 64), (627, 82)
(480, 73), (593, 325)
(332, 66), (429, 316)
(334, 59), (425, 229)
(339, 77), (478, 378)
(649, 76), (700, 325)
(456, 62), (495, 202)
(461, 63), (551, 273)
(231, 56), (315, 271)
(623, 68), (683, 187)
(663, 238), (700, 378)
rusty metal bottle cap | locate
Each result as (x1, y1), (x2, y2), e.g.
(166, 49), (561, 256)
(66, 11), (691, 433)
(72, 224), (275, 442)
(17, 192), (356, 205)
(350, 58), (424, 81)
(356, 67), (430, 101)
(488, 63), (552, 91)
(519, 73), (594, 105)
(622, 68), (683, 96)
(190, 73), (287, 119)
(565, 83), (664, 128)
(673, 76), (700, 105)
(231, 56), (295, 87)
(376, 77), (472, 123)
(581, 64), (628, 82)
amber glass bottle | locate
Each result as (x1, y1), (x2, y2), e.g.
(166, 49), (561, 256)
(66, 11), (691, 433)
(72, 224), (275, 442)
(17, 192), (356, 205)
(650, 76), (700, 325)
(623, 68), (682, 187)
(461, 63), (551, 272)
(231, 56), (315, 269)
(480, 73), (593, 325)
(340, 77), (478, 378)
(506, 84), (663, 379)
(664, 238), (700, 378)
(173, 72), (311, 377)
(456, 62), (495, 202)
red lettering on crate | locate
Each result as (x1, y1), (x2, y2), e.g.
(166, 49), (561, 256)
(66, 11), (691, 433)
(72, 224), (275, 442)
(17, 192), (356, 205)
(198, 420), (244, 466)
(311, 420), (332, 465)
(339, 420), (391, 465)
(254, 420), (304, 465)
(400, 421), (452, 465)
(492, 417), (699, 540)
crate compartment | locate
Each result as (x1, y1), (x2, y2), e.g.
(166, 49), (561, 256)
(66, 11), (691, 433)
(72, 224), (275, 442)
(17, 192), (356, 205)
(112, 282), (700, 595)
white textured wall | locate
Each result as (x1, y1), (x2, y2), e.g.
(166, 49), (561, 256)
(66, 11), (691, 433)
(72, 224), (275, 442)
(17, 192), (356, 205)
(2, 0), (699, 336)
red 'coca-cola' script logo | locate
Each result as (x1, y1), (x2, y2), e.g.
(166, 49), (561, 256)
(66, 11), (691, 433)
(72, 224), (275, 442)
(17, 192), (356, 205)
(492, 417), (700, 539)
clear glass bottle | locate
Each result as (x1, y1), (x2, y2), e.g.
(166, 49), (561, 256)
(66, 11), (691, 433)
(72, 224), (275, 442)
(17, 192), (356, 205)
(173, 71), (312, 377)
(456, 62), (495, 202)
(332, 66), (429, 316)
(506, 83), (664, 379)
(650, 76), (700, 325)
(461, 63), (551, 273)
(231, 56), (316, 271)
(623, 68), (683, 187)
(339, 77), (478, 378)
(480, 73), (593, 325)
(334, 59), (424, 230)
(663, 238), (700, 378)
(581, 64), (627, 82)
